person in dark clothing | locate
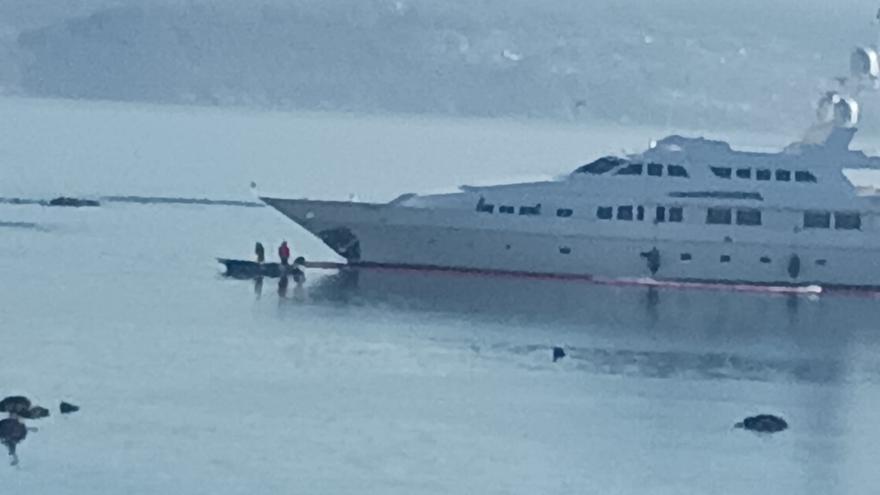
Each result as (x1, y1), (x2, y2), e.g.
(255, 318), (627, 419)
(255, 242), (265, 263)
(278, 241), (291, 266)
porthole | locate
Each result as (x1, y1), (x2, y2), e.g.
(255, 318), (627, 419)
(760, 256), (771, 264)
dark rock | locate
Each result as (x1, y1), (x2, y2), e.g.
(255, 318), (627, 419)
(0, 396), (31, 415)
(735, 414), (788, 433)
(59, 401), (80, 414)
(19, 406), (50, 419)
(0, 417), (27, 463)
(47, 197), (100, 207)
(552, 346), (566, 362)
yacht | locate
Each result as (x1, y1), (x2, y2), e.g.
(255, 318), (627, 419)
(261, 49), (880, 290)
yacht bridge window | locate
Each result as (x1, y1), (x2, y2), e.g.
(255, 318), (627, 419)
(647, 163), (663, 176)
(615, 163), (644, 176)
(574, 157), (626, 175)
(499, 205), (515, 214)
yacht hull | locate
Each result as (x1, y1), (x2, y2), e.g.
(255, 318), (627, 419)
(261, 197), (880, 290)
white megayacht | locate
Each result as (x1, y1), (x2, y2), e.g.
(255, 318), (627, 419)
(261, 42), (880, 290)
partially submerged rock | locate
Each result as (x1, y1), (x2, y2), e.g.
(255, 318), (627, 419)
(0, 396), (31, 416)
(735, 414), (788, 433)
(47, 197), (100, 207)
(59, 401), (80, 415)
(552, 346), (566, 362)
(20, 406), (50, 419)
(0, 417), (27, 465)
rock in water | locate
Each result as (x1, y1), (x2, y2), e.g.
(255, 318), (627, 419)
(552, 346), (566, 362)
(47, 197), (100, 207)
(20, 406), (50, 419)
(0, 396), (31, 415)
(59, 401), (80, 414)
(735, 414), (788, 433)
(0, 417), (27, 465)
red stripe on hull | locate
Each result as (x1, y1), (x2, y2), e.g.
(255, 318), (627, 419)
(298, 260), (866, 296)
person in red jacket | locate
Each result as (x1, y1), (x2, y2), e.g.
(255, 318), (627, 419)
(278, 241), (291, 266)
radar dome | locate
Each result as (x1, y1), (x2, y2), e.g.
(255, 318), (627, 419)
(850, 46), (880, 80)
(816, 92), (859, 127)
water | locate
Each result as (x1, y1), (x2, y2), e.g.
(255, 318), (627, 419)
(2, 97), (880, 494)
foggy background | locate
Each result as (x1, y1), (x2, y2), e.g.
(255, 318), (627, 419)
(2, 0), (880, 133)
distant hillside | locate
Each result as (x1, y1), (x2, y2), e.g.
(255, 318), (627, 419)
(4, 0), (880, 132)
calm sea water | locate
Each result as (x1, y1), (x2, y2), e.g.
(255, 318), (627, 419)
(2, 97), (880, 494)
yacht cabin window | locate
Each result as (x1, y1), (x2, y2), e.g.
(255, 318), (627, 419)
(775, 169), (791, 181)
(711, 167), (732, 179)
(617, 206), (634, 220)
(669, 207), (684, 222)
(519, 204), (541, 216)
(834, 212), (861, 230)
(475, 197), (494, 213)
(706, 207), (732, 225)
(735, 168), (751, 179)
(655, 206), (666, 223)
(499, 206), (515, 214)
(597, 206), (613, 220)
(636, 206), (645, 221)
(556, 208), (573, 218)
(803, 211), (830, 229)
(756, 169), (771, 181)
(795, 171), (818, 183)
(647, 163), (663, 176)
(736, 208), (762, 226)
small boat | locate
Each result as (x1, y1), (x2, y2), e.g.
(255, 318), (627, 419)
(217, 258), (304, 280)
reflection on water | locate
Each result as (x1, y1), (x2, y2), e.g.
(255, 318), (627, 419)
(301, 268), (880, 386)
